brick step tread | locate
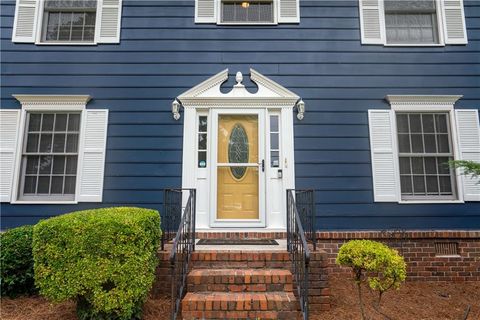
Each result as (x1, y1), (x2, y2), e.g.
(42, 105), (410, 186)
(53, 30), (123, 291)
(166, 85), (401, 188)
(192, 251), (290, 262)
(182, 310), (302, 320)
(182, 292), (299, 313)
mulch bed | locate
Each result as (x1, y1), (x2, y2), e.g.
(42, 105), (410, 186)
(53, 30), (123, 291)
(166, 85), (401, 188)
(1, 279), (479, 319)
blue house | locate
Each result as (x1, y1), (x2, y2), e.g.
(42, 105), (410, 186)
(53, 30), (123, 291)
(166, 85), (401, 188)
(1, 0), (479, 231)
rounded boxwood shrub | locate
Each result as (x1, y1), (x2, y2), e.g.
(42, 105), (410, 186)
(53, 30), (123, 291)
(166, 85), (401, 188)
(0, 225), (36, 297)
(33, 207), (161, 320)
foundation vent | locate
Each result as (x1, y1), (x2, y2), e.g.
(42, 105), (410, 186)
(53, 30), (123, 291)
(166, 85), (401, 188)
(435, 242), (459, 257)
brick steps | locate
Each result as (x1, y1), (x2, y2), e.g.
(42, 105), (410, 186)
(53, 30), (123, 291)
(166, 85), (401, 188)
(181, 292), (301, 320)
(191, 250), (291, 269)
(187, 269), (293, 293)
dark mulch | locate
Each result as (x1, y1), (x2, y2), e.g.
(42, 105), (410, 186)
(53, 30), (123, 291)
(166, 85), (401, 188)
(1, 280), (479, 319)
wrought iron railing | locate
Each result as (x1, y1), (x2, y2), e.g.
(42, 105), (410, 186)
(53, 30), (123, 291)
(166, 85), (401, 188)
(287, 189), (311, 320)
(293, 189), (316, 250)
(161, 189), (183, 250)
(168, 189), (196, 320)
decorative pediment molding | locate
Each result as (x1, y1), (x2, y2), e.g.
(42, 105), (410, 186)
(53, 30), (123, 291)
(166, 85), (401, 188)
(386, 95), (462, 107)
(176, 68), (300, 108)
(13, 95), (91, 110)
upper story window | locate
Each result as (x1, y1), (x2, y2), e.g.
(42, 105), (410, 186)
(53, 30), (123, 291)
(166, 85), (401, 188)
(12, 0), (122, 44)
(384, 0), (439, 44)
(195, 0), (299, 24)
(359, 0), (468, 46)
(42, 0), (97, 43)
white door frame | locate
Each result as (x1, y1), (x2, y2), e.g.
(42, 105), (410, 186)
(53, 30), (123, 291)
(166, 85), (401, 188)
(174, 69), (302, 230)
(210, 108), (266, 228)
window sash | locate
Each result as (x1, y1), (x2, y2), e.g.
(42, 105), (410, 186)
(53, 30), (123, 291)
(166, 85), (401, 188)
(221, 0), (274, 23)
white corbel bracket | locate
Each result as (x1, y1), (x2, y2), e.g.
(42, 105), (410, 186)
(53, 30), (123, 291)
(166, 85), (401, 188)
(296, 99), (305, 120)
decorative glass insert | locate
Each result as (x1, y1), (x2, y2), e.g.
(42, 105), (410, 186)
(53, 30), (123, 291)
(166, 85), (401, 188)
(228, 124), (249, 179)
(20, 112), (81, 201)
(198, 116), (208, 168)
(270, 115), (280, 167)
(396, 112), (457, 200)
(43, 0), (97, 42)
(221, 0), (274, 23)
(384, 0), (439, 44)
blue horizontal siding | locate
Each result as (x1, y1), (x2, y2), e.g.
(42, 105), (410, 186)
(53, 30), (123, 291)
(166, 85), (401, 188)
(1, 0), (479, 230)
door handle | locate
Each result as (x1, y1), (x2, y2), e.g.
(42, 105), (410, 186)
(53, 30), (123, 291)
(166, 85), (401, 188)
(261, 160), (265, 172)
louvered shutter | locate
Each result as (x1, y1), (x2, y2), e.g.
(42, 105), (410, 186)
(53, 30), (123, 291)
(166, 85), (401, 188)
(368, 110), (399, 202)
(455, 110), (480, 201)
(0, 110), (21, 202)
(97, 0), (122, 43)
(195, 0), (216, 23)
(359, 0), (385, 44)
(12, 0), (39, 43)
(442, 0), (468, 44)
(77, 110), (108, 202)
(278, 0), (300, 23)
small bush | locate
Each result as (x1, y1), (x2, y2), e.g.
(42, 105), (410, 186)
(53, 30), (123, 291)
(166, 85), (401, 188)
(336, 240), (407, 320)
(33, 207), (161, 320)
(0, 225), (36, 297)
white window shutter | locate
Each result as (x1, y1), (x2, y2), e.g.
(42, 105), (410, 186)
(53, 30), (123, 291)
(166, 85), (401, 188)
(441, 0), (468, 44)
(278, 0), (300, 23)
(455, 110), (480, 201)
(77, 110), (108, 202)
(97, 0), (122, 43)
(195, 0), (216, 23)
(359, 0), (385, 45)
(12, 0), (39, 43)
(368, 110), (399, 202)
(0, 110), (21, 202)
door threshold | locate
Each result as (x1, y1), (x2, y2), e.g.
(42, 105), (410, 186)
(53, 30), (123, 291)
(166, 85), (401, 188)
(196, 228), (286, 232)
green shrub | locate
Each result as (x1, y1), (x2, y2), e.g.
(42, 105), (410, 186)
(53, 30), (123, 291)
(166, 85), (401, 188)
(0, 225), (36, 297)
(33, 207), (161, 320)
(336, 240), (407, 320)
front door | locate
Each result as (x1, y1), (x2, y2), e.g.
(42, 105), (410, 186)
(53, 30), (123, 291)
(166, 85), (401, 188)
(211, 110), (266, 227)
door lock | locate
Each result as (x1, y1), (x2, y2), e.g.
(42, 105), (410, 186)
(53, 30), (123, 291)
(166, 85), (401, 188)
(261, 159), (265, 172)
(277, 169), (283, 178)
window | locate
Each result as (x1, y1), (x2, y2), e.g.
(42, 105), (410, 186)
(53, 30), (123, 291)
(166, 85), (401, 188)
(198, 116), (208, 168)
(384, 0), (439, 44)
(270, 115), (280, 167)
(42, 0), (97, 43)
(396, 113), (457, 200)
(221, 0), (274, 23)
(19, 112), (81, 201)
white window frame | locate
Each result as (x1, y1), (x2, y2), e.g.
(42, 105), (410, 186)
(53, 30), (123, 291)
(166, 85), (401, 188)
(217, 0), (278, 25)
(35, 0), (101, 45)
(11, 95), (90, 204)
(383, 0), (445, 47)
(387, 95), (464, 204)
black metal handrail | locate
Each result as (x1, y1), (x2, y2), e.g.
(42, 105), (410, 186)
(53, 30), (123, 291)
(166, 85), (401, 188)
(287, 189), (311, 320)
(293, 189), (316, 250)
(168, 189), (196, 320)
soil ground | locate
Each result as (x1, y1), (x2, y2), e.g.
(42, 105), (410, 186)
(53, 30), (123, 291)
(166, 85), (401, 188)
(1, 278), (479, 320)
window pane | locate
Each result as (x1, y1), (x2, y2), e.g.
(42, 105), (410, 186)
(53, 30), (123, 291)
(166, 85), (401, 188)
(413, 176), (426, 194)
(198, 133), (207, 150)
(65, 156), (78, 174)
(55, 114), (68, 131)
(399, 157), (411, 174)
(53, 156), (66, 174)
(26, 134), (40, 152)
(25, 156), (39, 174)
(46, 12), (60, 41)
(437, 134), (450, 153)
(435, 114), (448, 133)
(398, 134), (411, 153)
(270, 115), (279, 132)
(424, 157), (437, 174)
(51, 176), (64, 194)
(66, 134), (79, 152)
(270, 133), (279, 150)
(437, 157), (450, 174)
(271, 151), (279, 167)
(58, 12), (73, 41)
(199, 116), (208, 132)
(42, 114), (55, 131)
(45, 0), (97, 9)
(29, 114), (42, 131)
(37, 176), (51, 194)
(53, 134), (66, 152)
(83, 26), (95, 41)
(396, 114), (409, 133)
(222, 1), (274, 23)
(412, 157), (424, 174)
(39, 156), (53, 174)
(439, 176), (452, 194)
(409, 114), (422, 133)
(422, 114), (435, 133)
(64, 176), (76, 194)
(198, 151), (207, 168)
(424, 134), (437, 153)
(68, 114), (80, 131)
(39, 134), (53, 152)
(426, 176), (439, 194)
(400, 175), (413, 194)
(411, 134), (424, 153)
(23, 176), (37, 194)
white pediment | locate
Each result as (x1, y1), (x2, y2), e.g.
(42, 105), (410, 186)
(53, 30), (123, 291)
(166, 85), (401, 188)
(177, 68), (300, 108)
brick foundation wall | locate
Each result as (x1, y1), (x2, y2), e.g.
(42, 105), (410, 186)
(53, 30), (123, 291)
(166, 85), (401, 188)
(316, 230), (480, 281)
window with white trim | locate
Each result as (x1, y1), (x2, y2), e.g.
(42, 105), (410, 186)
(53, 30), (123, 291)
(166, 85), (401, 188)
(12, 0), (122, 44)
(270, 114), (280, 167)
(396, 112), (457, 200)
(359, 0), (468, 45)
(19, 112), (81, 201)
(198, 115), (208, 168)
(195, 0), (299, 24)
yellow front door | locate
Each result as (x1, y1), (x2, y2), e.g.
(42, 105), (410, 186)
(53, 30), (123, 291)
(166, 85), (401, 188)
(217, 115), (259, 219)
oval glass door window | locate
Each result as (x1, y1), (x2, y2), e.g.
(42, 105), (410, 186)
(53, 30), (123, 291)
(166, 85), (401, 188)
(228, 124), (249, 179)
